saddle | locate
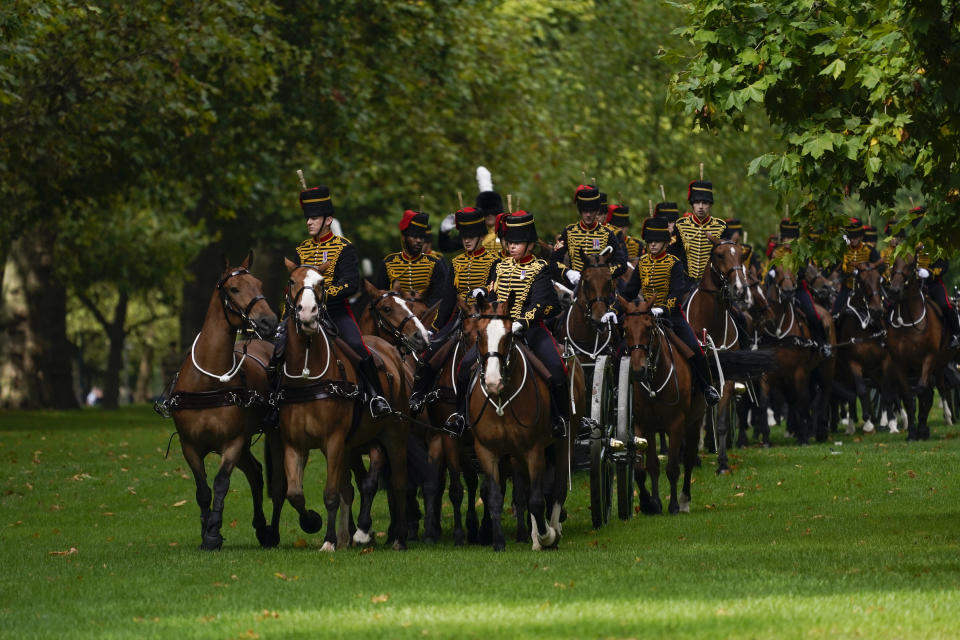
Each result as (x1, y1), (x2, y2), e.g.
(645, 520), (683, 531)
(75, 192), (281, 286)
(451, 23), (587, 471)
(335, 336), (385, 370)
(662, 325), (695, 360)
(518, 343), (554, 383)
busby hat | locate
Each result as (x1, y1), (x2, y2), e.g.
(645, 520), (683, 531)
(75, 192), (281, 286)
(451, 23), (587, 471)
(910, 205), (926, 227)
(641, 217), (671, 244)
(721, 218), (742, 239)
(300, 186), (334, 219)
(654, 201), (680, 222)
(398, 209), (430, 237)
(844, 218), (864, 238)
(455, 207), (487, 239)
(687, 180), (714, 204)
(503, 210), (538, 243)
(574, 184), (602, 212)
(863, 225), (878, 244)
(779, 218), (800, 239)
(475, 166), (503, 216)
(884, 219), (906, 238)
(599, 192), (608, 209)
(606, 203), (630, 228)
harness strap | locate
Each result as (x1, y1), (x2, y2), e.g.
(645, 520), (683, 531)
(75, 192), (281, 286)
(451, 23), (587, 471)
(274, 380), (361, 405)
(167, 387), (262, 411)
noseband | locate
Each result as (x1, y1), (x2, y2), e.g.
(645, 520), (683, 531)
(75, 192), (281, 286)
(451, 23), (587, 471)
(287, 265), (328, 333)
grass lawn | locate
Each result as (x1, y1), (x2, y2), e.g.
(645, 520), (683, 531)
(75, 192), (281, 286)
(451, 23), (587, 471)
(1, 404), (959, 639)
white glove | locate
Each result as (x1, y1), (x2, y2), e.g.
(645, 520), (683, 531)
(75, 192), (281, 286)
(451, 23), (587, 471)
(566, 270), (581, 286)
(440, 213), (456, 233)
(511, 321), (524, 334)
(471, 287), (487, 298)
(600, 311), (618, 325)
(843, 235), (851, 246)
(768, 269), (776, 279)
(651, 307), (665, 317)
(918, 267), (931, 279)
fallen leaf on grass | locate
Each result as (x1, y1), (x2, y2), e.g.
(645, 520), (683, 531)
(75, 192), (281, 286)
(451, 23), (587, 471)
(553, 581), (574, 589)
(734, 492), (745, 498)
(274, 572), (298, 582)
(360, 547), (374, 555)
(171, 500), (187, 507)
(293, 538), (308, 549)
(49, 547), (78, 556)
(371, 594), (389, 603)
(33, 450), (43, 464)
(102, 512), (114, 517)
(258, 609), (279, 619)
(229, 520), (238, 528)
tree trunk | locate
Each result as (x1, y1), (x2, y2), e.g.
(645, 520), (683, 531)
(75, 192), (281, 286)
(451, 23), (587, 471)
(101, 290), (129, 409)
(6, 235), (78, 409)
(133, 340), (155, 403)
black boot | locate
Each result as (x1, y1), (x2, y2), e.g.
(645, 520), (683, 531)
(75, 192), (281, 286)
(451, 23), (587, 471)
(408, 361), (435, 414)
(808, 315), (832, 358)
(689, 354), (720, 406)
(264, 322), (287, 429)
(548, 379), (570, 438)
(357, 356), (392, 418)
(442, 361), (474, 437)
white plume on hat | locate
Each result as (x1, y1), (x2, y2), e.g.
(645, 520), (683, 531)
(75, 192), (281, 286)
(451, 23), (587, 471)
(476, 166), (493, 193)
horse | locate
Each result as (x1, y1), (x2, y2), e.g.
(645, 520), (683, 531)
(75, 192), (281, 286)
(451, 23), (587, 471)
(356, 281), (434, 356)
(682, 234), (752, 473)
(556, 249), (619, 361)
(275, 259), (410, 550)
(468, 294), (584, 551)
(166, 252), (281, 550)
(620, 296), (705, 514)
(760, 264), (835, 444)
(832, 264), (892, 434)
(886, 255), (952, 441)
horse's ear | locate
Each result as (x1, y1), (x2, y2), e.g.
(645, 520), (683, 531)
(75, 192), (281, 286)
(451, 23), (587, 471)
(363, 279), (380, 297)
(420, 299), (442, 324)
(617, 294), (630, 310)
(475, 290), (487, 311)
(240, 250), (254, 270)
(284, 257), (297, 273)
(877, 262), (887, 275)
(222, 254), (231, 272)
(704, 231), (720, 245)
(456, 295), (472, 314)
(391, 278), (402, 292)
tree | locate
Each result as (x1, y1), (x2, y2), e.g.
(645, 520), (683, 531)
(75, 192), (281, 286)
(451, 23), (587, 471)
(666, 0), (960, 265)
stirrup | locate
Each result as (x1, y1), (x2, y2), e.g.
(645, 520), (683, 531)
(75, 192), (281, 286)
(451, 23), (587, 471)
(819, 343), (833, 358)
(408, 391), (426, 414)
(441, 413), (466, 438)
(552, 416), (568, 439)
(369, 395), (392, 419)
(950, 335), (960, 349)
(704, 386), (721, 407)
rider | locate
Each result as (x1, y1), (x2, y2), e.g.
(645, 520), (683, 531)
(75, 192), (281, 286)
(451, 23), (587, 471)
(621, 217), (721, 406)
(476, 166), (506, 254)
(606, 202), (643, 262)
(654, 200), (683, 261)
(552, 184), (628, 285)
(274, 185), (392, 418)
(768, 219), (832, 357)
(911, 206), (960, 348)
(674, 179), (727, 292)
(444, 210), (569, 438)
(373, 209), (453, 331)
(408, 206), (499, 413)
(831, 218), (884, 317)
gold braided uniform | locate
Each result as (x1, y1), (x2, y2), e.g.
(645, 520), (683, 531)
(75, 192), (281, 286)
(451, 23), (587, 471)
(555, 221), (628, 276)
(376, 251), (444, 296)
(629, 252), (683, 311)
(493, 255), (556, 326)
(481, 226), (499, 253)
(295, 232), (356, 300)
(451, 247), (498, 301)
(916, 245), (946, 277)
(840, 244), (876, 288)
(618, 234), (643, 261)
(675, 215), (727, 280)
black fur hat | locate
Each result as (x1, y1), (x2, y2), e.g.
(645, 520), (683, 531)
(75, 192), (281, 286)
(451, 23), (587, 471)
(653, 201), (680, 223)
(455, 207), (487, 239)
(300, 186), (334, 219)
(687, 180), (714, 204)
(503, 211), (538, 243)
(779, 219), (800, 239)
(641, 217), (671, 244)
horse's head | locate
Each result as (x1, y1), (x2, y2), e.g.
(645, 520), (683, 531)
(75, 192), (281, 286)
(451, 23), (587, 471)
(744, 261), (768, 316)
(886, 255), (916, 303)
(707, 234), (751, 306)
(619, 295), (656, 381)
(578, 248), (615, 323)
(804, 263), (835, 306)
(363, 280), (430, 352)
(770, 263), (797, 305)
(217, 251), (277, 338)
(285, 257), (329, 335)
(457, 294), (482, 345)
(475, 292), (516, 397)
(850, 262), (886, 314)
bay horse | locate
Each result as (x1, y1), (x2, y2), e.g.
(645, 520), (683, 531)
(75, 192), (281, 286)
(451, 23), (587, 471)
(166, 252), (281, 550)
(760, 264), (835, 444)
(886, 255), (952, 441)
(468, 294), (584, 551)
(833, 265), (891, 434)
(276, 259), (409, 550)
(557, 249), (619, 360)
(620, 297), (704, 514)
(682, 235), (752, 473)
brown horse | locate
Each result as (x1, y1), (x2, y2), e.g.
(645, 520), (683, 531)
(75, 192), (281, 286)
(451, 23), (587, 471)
(682, 235), (751, 473)
(468, 295), (584, 551)
(275, 259), (409, 550)
(760, 264), (835, 444)
(167, 252), (281, 550)
(557, 250), (619, 360)
(357, 281), (434, 356)
(886, 255), (951, 441)
(620, 297), (704, 514)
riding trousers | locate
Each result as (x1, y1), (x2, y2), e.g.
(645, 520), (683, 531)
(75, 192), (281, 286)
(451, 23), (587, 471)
(795, 283), (827, 340)
(664, 311), (706, 357)
(329, 303), (372, 358)
(924, 279), (960, 333)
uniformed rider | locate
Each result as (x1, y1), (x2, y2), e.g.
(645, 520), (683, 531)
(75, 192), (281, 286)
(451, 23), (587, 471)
(831, 218), (884, 317)
(911, 206), (960, 348)
(552, 184), (628, 283)
(674, 180), (727, 291)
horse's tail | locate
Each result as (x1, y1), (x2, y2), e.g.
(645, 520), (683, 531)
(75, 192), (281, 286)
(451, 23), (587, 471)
(715, 349), (777, 380)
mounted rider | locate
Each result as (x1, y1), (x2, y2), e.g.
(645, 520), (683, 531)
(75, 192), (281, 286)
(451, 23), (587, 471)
(408, 206), (499, 413)
(831, 218), (884, 318)
(674, 180), (727, 292)
(552, 184), (628, 285)
(273, 185), (392, 418)
(373, 209), (453, 332)
(767, 219), (832, 357)
(475, 166), (506, 254)
(444, 210), (570, 438)
(911, 206), (960, 348)
(621, 217), (720, 406)
(653, 200), (683, 261)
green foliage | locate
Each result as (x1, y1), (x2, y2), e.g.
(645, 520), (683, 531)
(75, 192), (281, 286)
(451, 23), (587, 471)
(667, 0), (960, 264)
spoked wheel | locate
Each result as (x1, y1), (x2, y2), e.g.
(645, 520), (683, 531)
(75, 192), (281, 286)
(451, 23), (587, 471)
(615, 356), (635, 520)
(589, 355), (614, 529)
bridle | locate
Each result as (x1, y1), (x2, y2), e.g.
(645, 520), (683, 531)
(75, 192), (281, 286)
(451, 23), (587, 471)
(217, 268), (269, 338)
(623, 308), (676, 400)
(283, 265), (334, 380)
(369, 290), (425, 361)
(706, 240), (748, 303)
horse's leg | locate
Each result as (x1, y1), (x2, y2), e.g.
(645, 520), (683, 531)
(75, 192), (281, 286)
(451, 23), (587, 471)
(202, 436), (245, 551)
(715, 381), (734, 474)
(849, 362), (875, 433)
(337, 465), (354, 549)
(263, 429), (286, 547)
(679, 411), (700, 513)
(735, 395), (750, 448)
(351, 447), (379, 546)
(639, 433), (662, 515)
(381, 422), (409, 551)
(443, 434), (468, 546)
(283, 443), (323, 534)
(404, 434), (427, 542)
(918, 356), (937, 440)
(526, 449), (554, 550)
(234, 442), (272, 547)
(793, 368), (811, 446)
(665, 415), (685, 514)
(320, 434), (347, 551)
(180, 441), (213, 548)
(421, 433), (445, 544)
(511, 461), (530, 543)
(475, 443), (505, 551)
(460, 443), (481, 544)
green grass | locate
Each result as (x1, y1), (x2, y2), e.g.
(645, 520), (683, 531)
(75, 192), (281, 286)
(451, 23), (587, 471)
(2, 405), (960, 639)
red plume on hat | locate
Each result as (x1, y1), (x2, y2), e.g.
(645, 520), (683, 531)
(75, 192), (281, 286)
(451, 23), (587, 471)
(494, 212), (508, 237)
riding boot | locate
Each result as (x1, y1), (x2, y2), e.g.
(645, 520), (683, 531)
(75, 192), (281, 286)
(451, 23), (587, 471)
(264, 321), (287, 429)
(408, 360), (435, 414)
(689, 354), (720, 406)
(808, 316), (833, 358)
(548, 378), (571, 439)
(357, 356), (392, 418)
(442, 363), (473, 437)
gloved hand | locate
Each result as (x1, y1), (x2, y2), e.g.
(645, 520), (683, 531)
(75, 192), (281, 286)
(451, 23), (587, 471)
(843, 235), (851, 246)
(651, 307), (665, 317)
(511, 321), (524, 334)
(566, 270), (581, 286)
(918, 267), (931, 279)
(471, 287), (487, 298)
(440, 213), (456, 233)
(600, 311), (618, 325)
(768, 269), (776, 279)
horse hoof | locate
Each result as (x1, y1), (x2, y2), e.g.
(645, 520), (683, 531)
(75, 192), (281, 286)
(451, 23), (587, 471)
(199, 536), (223, 551)
(353, 529), (373, 546)
(392, 539), (407, 551)
(320, 541), (336, 552)
(299, 510), (323, 534)
(716, 467), (731, 476)
(668, 503), (680, 515)
(453, 530), (465, 546)
(257, 528), (280, 549)
(492, 541), (505, 552)
(422, 535), (438, 545)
